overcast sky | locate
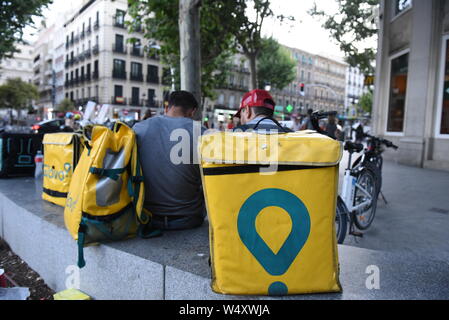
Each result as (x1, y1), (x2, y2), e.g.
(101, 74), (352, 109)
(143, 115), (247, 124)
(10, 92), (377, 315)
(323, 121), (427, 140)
(25, 0), (344, 58)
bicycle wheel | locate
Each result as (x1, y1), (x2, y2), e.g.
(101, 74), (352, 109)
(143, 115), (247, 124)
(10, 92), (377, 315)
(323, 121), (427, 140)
(353, 167), (378, 230)
(335, 196), (348, 244)
(364, 160), (382, 195)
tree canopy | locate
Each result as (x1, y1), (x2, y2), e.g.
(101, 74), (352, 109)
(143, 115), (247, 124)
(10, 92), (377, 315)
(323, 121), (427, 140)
(0, 78), (39, 110)
(57, 98), (75, 113)
(127, 0), (293, 100)
(359, 90), (373, 114)
(0, 0), (53, 60)
(257, 37), (296, 90)
(127, 0), (239, 101)
(309, 0), (379, 75)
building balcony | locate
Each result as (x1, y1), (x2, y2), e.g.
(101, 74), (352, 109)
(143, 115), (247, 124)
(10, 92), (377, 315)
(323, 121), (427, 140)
(148, 52), (160, 61)
(84, 49), (91, 59)
(147, 75), (160, 84)
(112, 96), (127, 105)
(130, 73), (143, 82)
(112, 70), (127, 80)
(92, 71), (99, 80)
(144, 99), (162, 108)
(78, 53), (85, 62)
(94, 20), (100, 30)
(80, 31), (85, 39)
(131, 48), (143, 57)
(130, 98), (143, 107)
(113, 16), (125, 29)
(92, 45), (99, 55)
(85, 73), (91, 82)
(113, 44), (127, 54)
(86, 25), (92, 35)
(65, 61), (70, 68)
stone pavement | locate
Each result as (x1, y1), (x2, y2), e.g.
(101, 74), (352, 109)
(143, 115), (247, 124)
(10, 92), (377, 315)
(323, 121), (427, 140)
(338, 152), (449, 264)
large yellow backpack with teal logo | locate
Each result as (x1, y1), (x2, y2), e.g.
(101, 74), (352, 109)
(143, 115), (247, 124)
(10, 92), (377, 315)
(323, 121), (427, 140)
(199, 131), (343, 296)
(42, 133), (84, 207)
(64, 122), (160, 268)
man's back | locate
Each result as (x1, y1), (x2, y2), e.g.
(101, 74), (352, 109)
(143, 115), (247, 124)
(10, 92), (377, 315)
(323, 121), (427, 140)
(133, 115), (205, 229)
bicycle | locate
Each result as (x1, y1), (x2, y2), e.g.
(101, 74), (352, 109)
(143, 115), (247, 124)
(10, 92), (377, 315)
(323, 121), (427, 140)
(310, 111), (397, 244)
(353, 133), (399, 201)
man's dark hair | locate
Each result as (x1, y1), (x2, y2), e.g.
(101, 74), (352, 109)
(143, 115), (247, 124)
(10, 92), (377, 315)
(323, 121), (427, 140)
(251, 99), (275, 118)
(168, 91), (199, 112)
(307, 108), (313, 116)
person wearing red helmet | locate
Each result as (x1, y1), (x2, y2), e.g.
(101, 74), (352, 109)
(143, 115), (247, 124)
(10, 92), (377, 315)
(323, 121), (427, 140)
(233, 89), (292, 132)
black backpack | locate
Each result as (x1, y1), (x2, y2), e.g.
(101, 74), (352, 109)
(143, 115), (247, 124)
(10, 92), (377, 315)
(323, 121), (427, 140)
(0, 133), (43, 178)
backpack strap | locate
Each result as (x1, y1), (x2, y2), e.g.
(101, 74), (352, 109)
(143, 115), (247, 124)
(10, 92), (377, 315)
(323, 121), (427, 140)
(89, 167), (126, 181)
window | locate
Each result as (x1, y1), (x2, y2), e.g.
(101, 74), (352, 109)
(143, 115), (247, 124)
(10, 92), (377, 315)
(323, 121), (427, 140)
(131, 87), (140, 105)
(114, 59), (126, 72)
(147, 65), (159, 83)
(114, 86), (122, 100)
(218, 94), (224, 105)
(130, 62), (143, 81)
(93, 60), (99, 78)
(147, 89), (155, 107)
(114, 85), (123, 98)
(438, 38), (449, 135)
(115, 34), (124, 52)
(115, 9), (125, 27)
(395, 0), (412, 15)
(229, 95), (236, 108)
(387, 52), (409, 133)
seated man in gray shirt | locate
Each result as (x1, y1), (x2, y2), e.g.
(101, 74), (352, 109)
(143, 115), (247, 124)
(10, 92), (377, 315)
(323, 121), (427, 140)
(133, 91), (205, 230)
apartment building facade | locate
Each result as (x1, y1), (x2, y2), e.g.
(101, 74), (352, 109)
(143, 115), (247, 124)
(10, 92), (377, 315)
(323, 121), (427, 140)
(206, 53), (251, 124)
(265, 48), (347, 117)
(345, 66), (366, 117)
(33, 24), (61, 113)
(0, 43), (34, 85)
(63, 0), (165, 120)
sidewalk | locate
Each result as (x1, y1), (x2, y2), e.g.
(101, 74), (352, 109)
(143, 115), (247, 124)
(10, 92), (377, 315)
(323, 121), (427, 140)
(0, 159), (448, 299)
(339, 153), (449, 264)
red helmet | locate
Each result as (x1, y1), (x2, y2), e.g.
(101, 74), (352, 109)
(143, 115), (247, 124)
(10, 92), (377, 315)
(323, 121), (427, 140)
(234, 89), (276, 118)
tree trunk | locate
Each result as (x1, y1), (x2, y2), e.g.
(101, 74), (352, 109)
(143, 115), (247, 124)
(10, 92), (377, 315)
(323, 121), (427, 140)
(248, 53), (258, 90)
(179, 0), (202, 120)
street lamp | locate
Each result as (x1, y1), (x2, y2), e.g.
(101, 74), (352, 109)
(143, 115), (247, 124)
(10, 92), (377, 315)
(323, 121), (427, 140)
(264, 83), (271, 91)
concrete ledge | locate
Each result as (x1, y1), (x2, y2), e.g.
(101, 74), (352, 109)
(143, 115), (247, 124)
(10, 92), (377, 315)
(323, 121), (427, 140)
(1, 178), (448, 300)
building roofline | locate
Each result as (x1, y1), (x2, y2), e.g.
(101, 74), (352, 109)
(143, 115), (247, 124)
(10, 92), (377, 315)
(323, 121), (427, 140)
(64, 0), (97, 28)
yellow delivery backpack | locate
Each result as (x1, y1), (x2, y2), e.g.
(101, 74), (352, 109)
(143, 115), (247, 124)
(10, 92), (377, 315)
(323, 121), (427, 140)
(64, 122), (157, 268)
(199, 131), (343, 296)
(42, 133), (84, 207)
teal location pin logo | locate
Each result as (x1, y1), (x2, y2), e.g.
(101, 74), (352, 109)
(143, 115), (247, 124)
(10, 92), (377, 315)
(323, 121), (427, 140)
(237, 189), (311, 296)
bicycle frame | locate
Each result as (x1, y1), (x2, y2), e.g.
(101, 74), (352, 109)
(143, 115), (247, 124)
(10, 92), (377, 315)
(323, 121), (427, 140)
(340, 151), (373, 213)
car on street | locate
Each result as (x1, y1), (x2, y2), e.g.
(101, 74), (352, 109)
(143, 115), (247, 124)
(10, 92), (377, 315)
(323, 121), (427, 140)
(31, 119), (72, 134)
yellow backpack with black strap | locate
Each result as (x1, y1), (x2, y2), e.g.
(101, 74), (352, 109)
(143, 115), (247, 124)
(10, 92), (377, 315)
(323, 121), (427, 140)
(64, 122), (160, 268)
(199, 130), (343, 296)
(42, 133), (84, 207)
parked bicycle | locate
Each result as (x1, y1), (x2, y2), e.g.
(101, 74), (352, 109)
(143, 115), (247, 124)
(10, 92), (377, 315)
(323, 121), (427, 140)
(310, 111), (398, 243)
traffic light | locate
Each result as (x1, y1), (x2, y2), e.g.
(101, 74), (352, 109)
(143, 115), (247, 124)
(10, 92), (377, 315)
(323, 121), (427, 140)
(299, 83), (305, 96)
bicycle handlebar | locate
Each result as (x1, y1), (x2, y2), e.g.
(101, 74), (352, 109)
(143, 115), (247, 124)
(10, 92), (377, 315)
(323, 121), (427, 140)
(363, 133), (398, 150)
